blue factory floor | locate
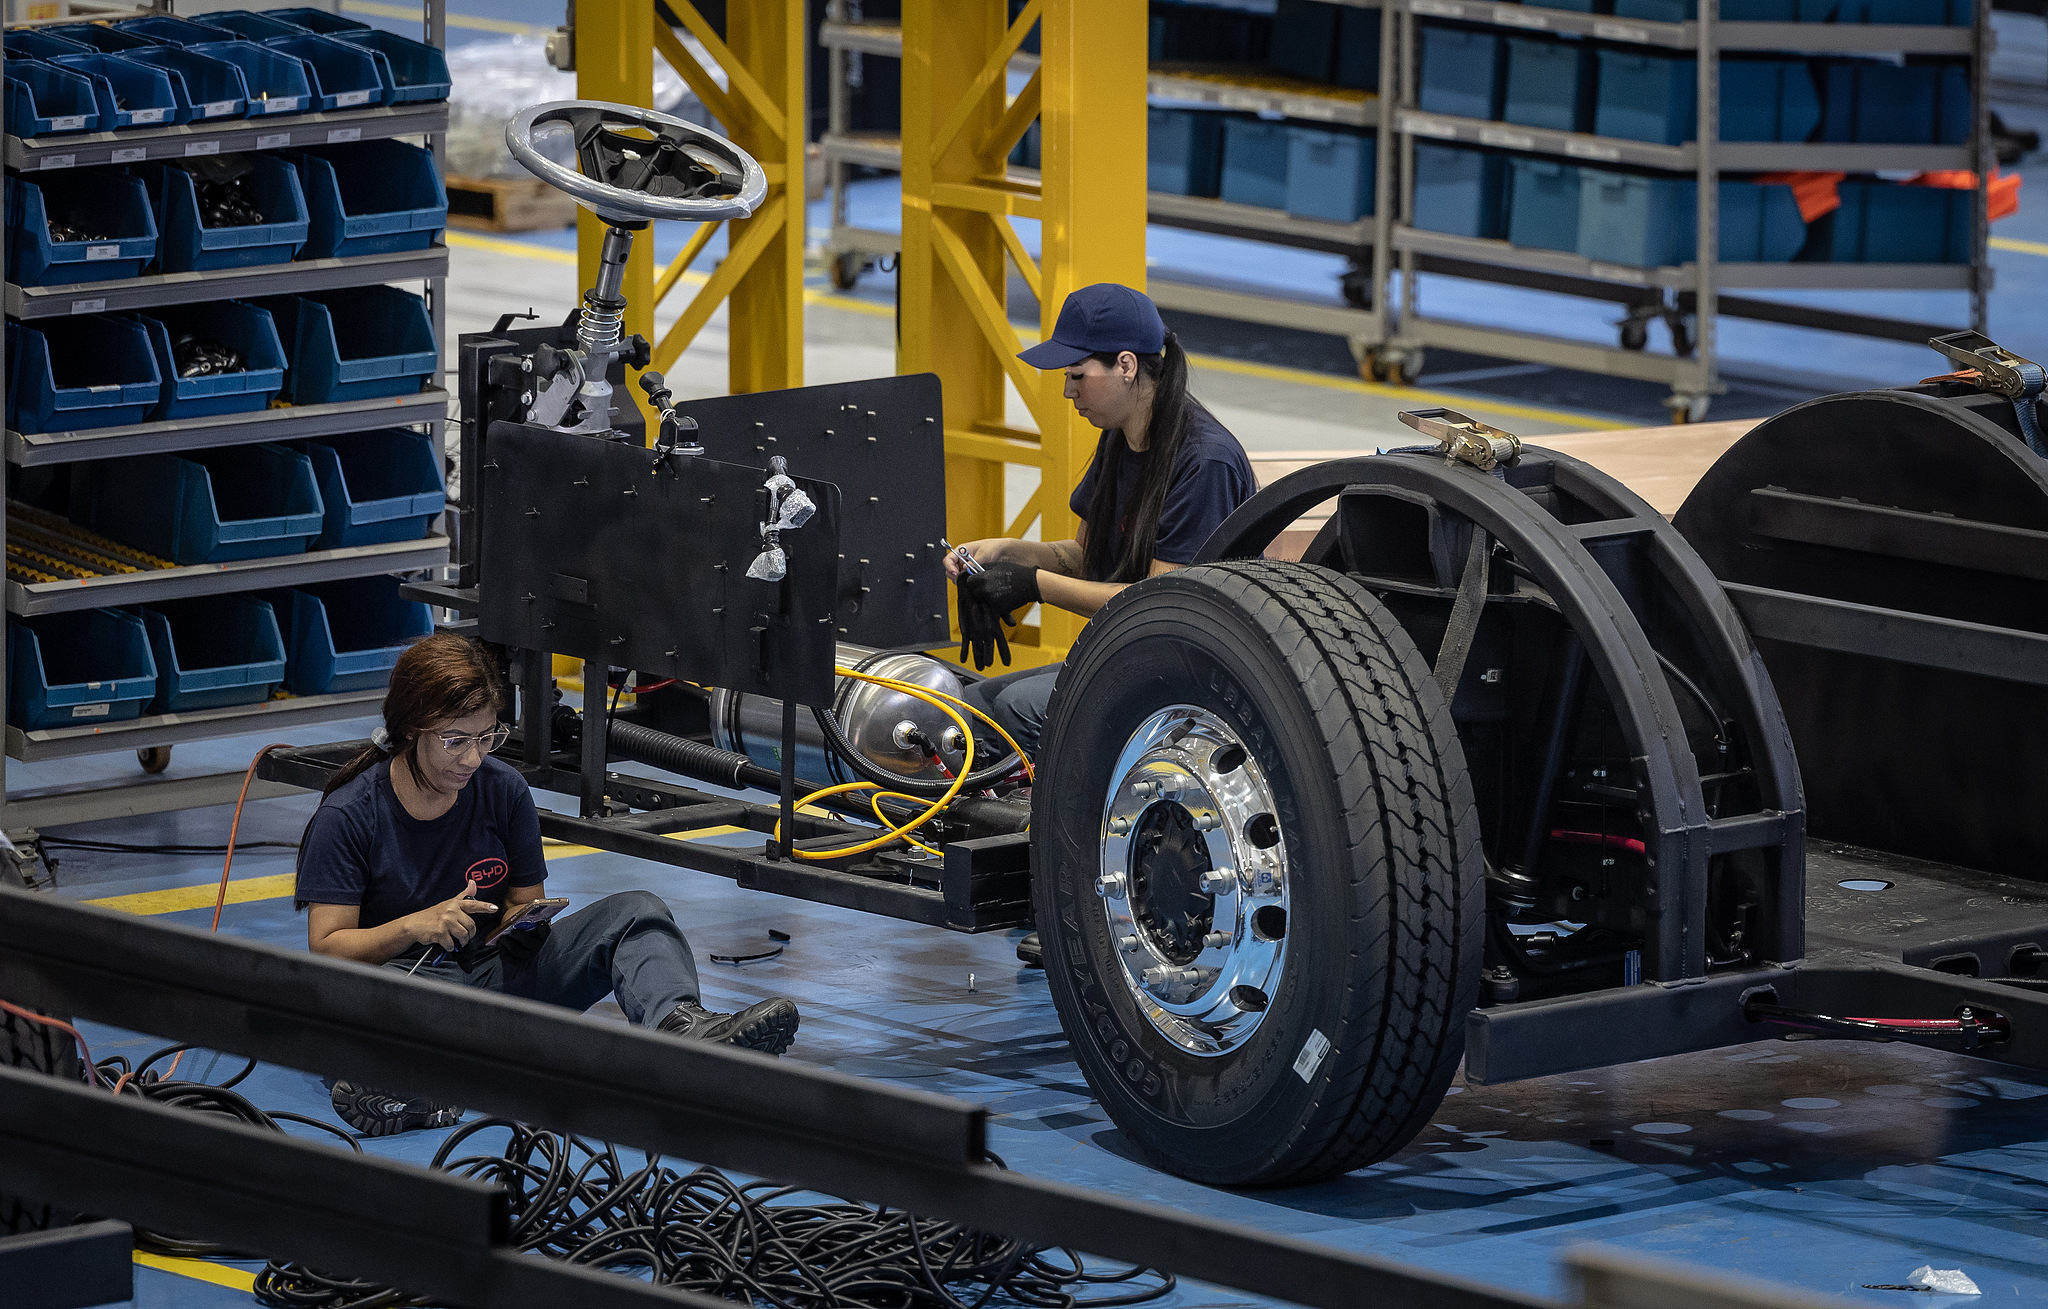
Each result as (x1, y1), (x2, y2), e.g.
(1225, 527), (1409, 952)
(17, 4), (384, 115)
(21, 727), (2048, 1309)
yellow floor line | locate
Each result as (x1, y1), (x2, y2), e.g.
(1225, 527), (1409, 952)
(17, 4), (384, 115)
(134, 1251), (257, 1292)
(84, 873), (297, 917)
(447, 230), (578, 264)
(341, 0), (543, 35)
(1992, 235), (2048, 258)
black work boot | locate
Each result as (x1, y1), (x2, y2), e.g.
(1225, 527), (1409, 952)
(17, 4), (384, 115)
(658, 997), (799, 1055)
(330, 1081), (462, 1137)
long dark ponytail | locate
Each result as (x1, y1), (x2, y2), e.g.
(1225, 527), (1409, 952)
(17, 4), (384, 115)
(1081, 330), (1200, 584)
(319, 634), (507, 799)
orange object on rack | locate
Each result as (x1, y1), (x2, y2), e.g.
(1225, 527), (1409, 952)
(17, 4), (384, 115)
(1756, 171), (1846, 223)
(1905, 168), (2023, 222)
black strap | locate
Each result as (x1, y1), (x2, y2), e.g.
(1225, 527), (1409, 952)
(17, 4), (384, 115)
(1433, 525), (1490, 703)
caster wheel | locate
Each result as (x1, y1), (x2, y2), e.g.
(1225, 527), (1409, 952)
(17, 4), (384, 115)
(137, 746), (171, 774)
(1361, 349), (1422, 386)
(1667, 317), (1695, 359)
(829, 251), (863, 291)
(1665, 392), (1711, 425)
(1619, 319), (1649, 351)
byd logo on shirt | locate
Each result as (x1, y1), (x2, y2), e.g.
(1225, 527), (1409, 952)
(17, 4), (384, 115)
(466, 857), (508, 889)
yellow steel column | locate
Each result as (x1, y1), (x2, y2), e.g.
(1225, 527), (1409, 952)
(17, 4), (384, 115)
(574, 0), (655, 431)
(724, 0), (805, 393)
(1034, 0), (1148, 658)
(901, 0), (1010, 651)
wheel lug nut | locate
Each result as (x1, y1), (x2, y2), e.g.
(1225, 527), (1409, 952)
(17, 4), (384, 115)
(1201, 868), (1237, 894)
(1095, 873), (1126, 899)
(1108, 816), (1131, 836)
(1203, 930), (1231, 949)
(1132, 780), (1158, 799)
(1193, 812), (1221, 831)
(1118, 933), (1142, 953)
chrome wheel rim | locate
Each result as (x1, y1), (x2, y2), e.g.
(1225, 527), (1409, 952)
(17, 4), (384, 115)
(1096, 705), (1290, 1057)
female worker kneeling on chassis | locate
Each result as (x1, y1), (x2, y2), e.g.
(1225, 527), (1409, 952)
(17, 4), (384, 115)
(296, 633), (800, 1137)
(951, 283), (1255, 752)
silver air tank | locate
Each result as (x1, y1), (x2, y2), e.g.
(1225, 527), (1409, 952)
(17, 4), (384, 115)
(707, 643), (971, 785)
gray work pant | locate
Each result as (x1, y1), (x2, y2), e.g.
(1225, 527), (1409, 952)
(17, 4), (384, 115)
(392, 889), (701, 1028)
(961, 662), (1063, 757)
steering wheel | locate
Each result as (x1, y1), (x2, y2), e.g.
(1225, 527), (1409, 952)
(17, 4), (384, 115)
(505, 100), (767, 225)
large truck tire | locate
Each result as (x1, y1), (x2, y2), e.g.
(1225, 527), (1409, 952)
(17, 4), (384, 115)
(1034, 561), (1483, 1186)
(2, 1007), (83, 1233)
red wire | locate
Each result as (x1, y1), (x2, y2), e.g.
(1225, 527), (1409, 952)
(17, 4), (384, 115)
(0, 998), (97, 1086)
(629, 678), (677, 695)
(1551, 829), (1649, 856)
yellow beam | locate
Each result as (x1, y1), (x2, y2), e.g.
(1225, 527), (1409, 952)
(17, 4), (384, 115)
(723, 0), (806, 393)
(928, 0), (1043, 162)
(1005, 486), (1044, 539)
(666, 1), (786, 145)
(991, 215), (1043, 304)
(651, 193), (785, 373)
(931, 180), (1043, 221)
(928, 213), (1056, 435)
(654, 219), (720, 305)
(983, 67), (1041, 162)
(652, 22), (741, 133)
(575, 0), (656, 434)
(945, 426), (1046, 466)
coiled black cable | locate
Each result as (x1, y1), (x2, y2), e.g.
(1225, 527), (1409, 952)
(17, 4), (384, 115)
(257, 1120), (1173, 1309)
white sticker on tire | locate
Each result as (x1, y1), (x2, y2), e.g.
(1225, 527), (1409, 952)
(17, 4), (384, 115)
(1293, 1029), (1331, 1082)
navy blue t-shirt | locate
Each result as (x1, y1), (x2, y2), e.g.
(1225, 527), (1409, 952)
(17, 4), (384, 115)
(296, 755), (546, 953)
(1068, 403), (1254, 580)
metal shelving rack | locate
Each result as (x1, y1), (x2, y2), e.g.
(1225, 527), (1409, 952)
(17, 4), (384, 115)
(816, 0), (1389, 340)
(0, 0), (450, 840)
(1367, 0), (1993, 417)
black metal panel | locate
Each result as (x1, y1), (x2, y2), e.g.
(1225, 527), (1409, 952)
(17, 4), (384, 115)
(477, 423), (840, 706)
(1748, 486), (2048, 582)
(1783, 960), (2048, 1072)
(0, 1221), (132, 1309)
(1465, 968), (1780, 1084)
(1803, 844), (2048, 975)
(1726, 583), (2048, 687)
(682, 374), (951, 650)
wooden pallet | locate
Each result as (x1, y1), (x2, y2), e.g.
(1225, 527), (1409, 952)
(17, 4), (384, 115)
(446, 174), (577, 234)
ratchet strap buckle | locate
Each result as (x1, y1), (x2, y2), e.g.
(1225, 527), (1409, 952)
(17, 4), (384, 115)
(1397, 408), (1523, 472)
(1925, 331), (2047, 457)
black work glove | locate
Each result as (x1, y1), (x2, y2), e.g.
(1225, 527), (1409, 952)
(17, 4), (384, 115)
(958, 596), (1012, 671)
(493, 918), (551, 969)
(957, 562), (1037, 671)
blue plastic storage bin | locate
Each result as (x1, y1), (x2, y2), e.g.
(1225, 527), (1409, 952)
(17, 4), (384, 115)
(120, 44), (249, 122)
(188, 40), (314, 117)
(1149, 107), (1225, 197)
(71, 443), (326, 565)
(334, 29), (450, 104)
(264, 7), (373, 33)
(7, 316), (162, 434)
(4, 29), (93, 59)
(1284, 127), (1375, 222)
(1271, 0), (1340, 82)
(1503, 36), (1595, 132)
(6, 172), (158, 286)
(1220, 117), (1290, 209)
(289, 141), (448, 259)
(1419, 25), (1505, 122)
(1849, 0), (1964, 22)
(263, 33), (383, 111)
(269, 577), (431, 696)
(141, 595), (287, 713)
(4, 61), (101, 136)
(1819, 181), (1969, 262)
(115, 13), (242, 46)
(141, 156), (310, 273)
(1575, 172), (1806, 266)
(8, 610), (158, 730)
(43, 23), (160, 54)
(306, 428), (446, 548)
(1613, 0), (1831, 17)
(1335, 7), (1380, 91)
(258, 287), (438, 405)
(1821, 59), (1967, 143)
(194, 8), (309, 41)
(1527, 0), (1603, 11)
(1413, 144), (1511, 238)
(141, 300), (288, 420)
(49, 51), (180, 129)
(1507, 158), (1581, 252)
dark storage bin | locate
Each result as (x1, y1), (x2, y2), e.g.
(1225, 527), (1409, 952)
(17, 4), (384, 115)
(289, 140), (448, 259)
(264, 7), (373, 34)
(269, 577), (432, 696)
(8, 610), (158, 730)
(140, 156), (310, 273)
(306, 428), (446, 548)
(4, 61), (101, 137)
(1271, 0), (1341, 83)
(263, 33), (383, 111)
(141, 595), (287, 713)
(1148, 107), (1225, 197)
(257, 287), (438, 405)
(4, 29), (92, 59)
(189, 40), (314, 117)
(1284, 127), (1375, 222)
(49, 51), (179, 129)
(194, 8), (309, 41)
(1334, 7), (1381, 91)
(43, 23), (160, 54)
(1822, 59), (1970, 145)
(7, 316), (162, 434)
(333, 29), (450, 104)
(1527, 0), (1603, 11)
(1413, 144), (1511, 239)
(1613, 0), (1831, 17)
(1817, 180), (1969, 261)
(141, 300), (289, 420)
(1419, 25), (1505, 122)
(114, 13), (239, 47)
(120, 44), (250, 123)
(1845, 0), (1965, 22)
(6, 172), (158, 286)
(70, 443), (326, 565)
(1575, 172), (1806, 266)
(1503, 37), (1596, 132)
(1593, 52), (1820, 145)
(1220, 117), (1290, 209)
(1506, 158), (1581, 252)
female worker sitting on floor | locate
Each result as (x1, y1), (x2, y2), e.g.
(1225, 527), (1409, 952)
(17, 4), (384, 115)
(295, 633), (800, 1137)
(950, 282), (1256, 754)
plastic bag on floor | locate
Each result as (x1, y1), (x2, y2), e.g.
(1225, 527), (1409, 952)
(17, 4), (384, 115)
(1909, 1267), (1982, 1295)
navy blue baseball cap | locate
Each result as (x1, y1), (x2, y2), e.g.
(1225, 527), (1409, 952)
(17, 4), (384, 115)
(1017, 283), (1167, 369)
